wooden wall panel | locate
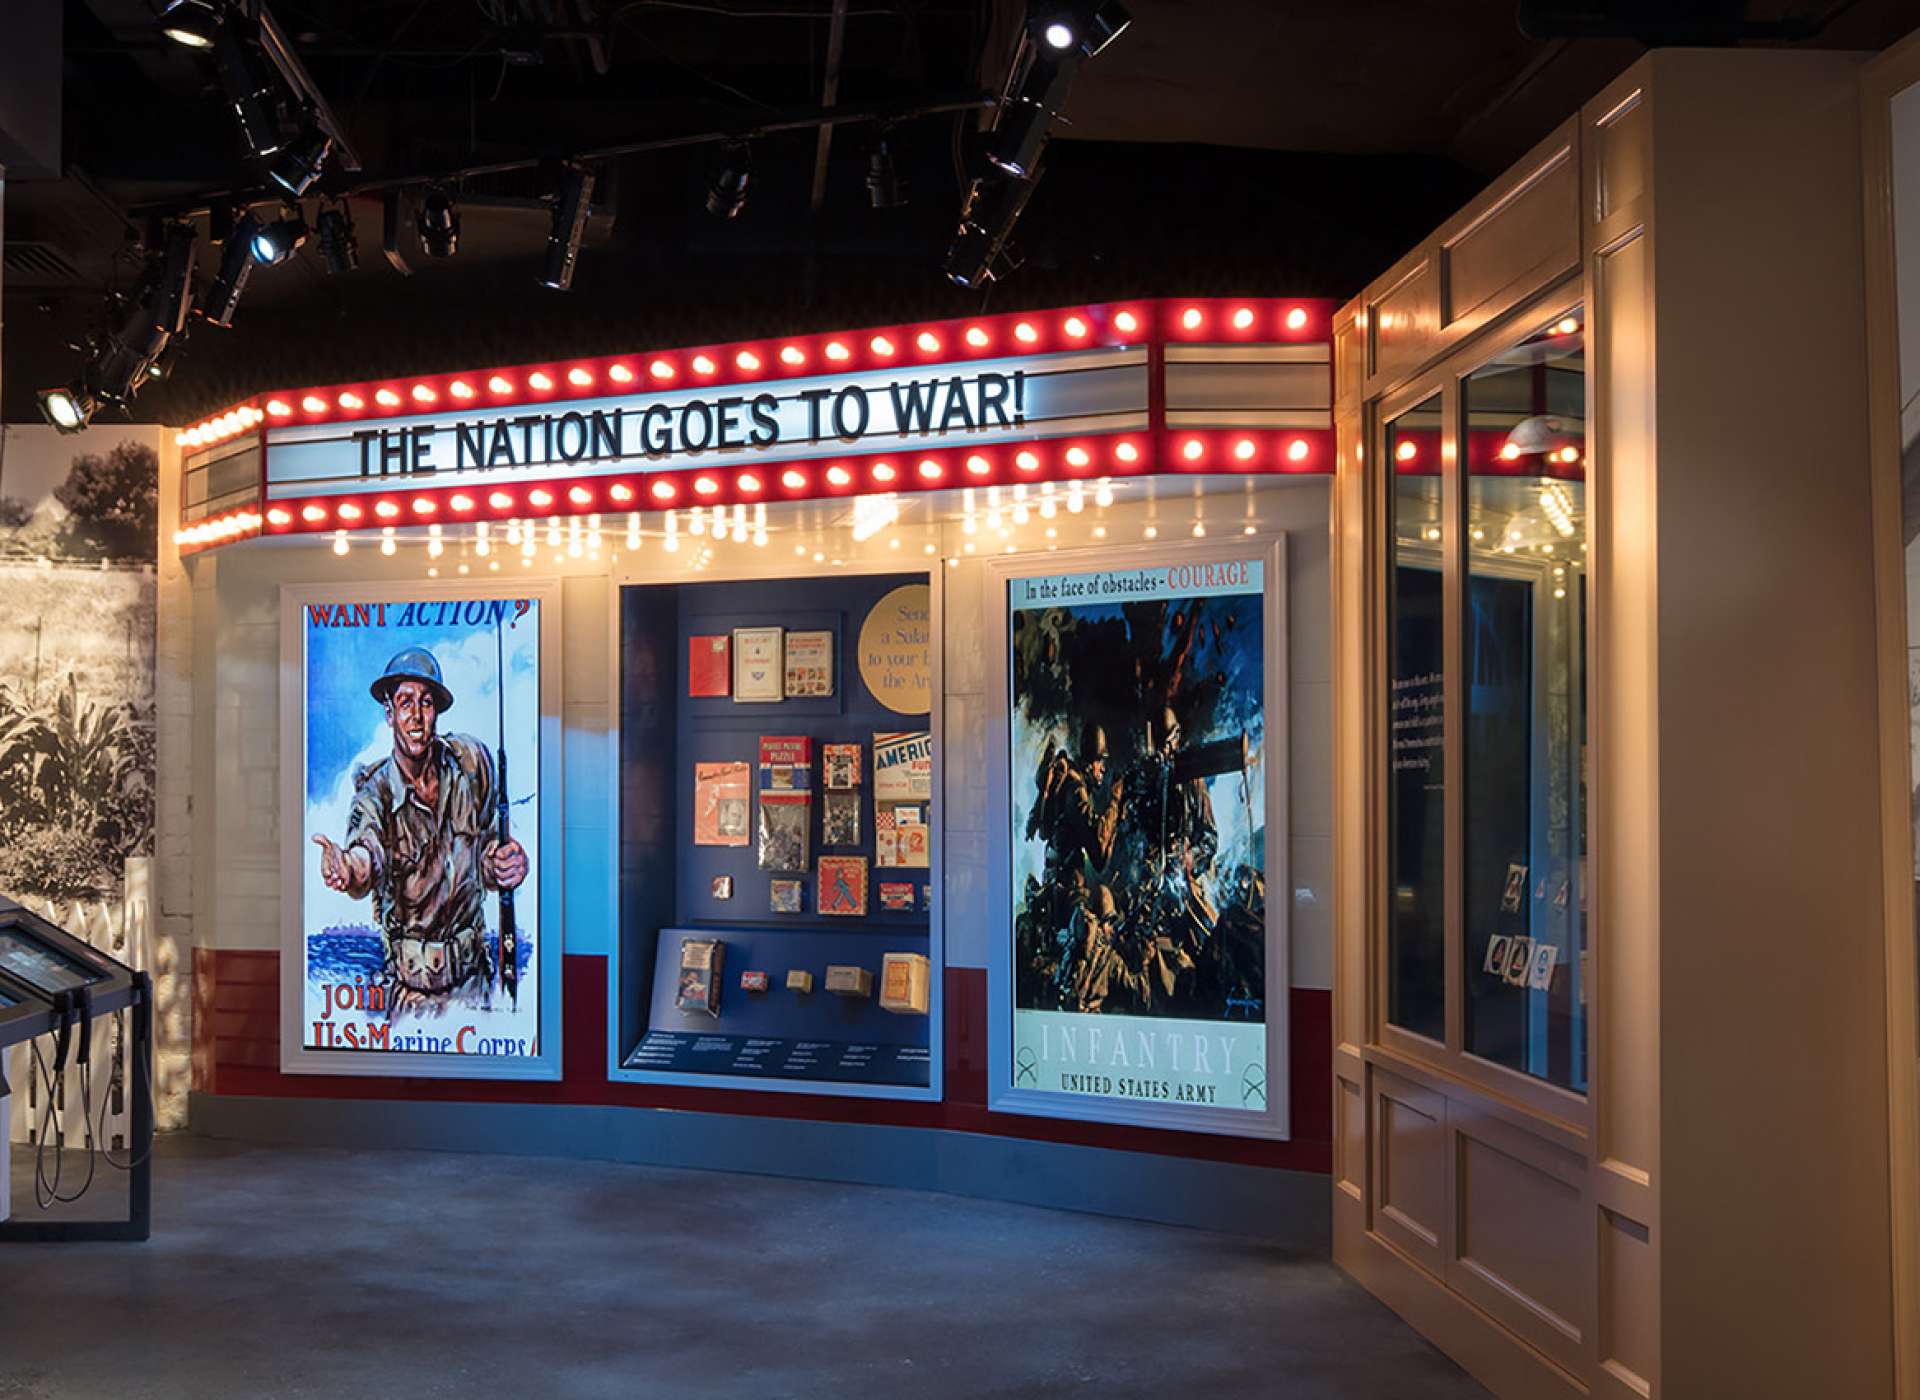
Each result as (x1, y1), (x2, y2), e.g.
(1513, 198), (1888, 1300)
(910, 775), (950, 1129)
(1590, 225), (1657, 1190)
(1451, 1113), (1587, 1374)
(1442, 144), (1579, 331)
(1372, 1068), (1449, 1275)
(1598, 1206), (1657, 1399)
(1367, 259), (1440, 391)
(1358, 119), (1581, 402)
(1331, 302), (1369, 1084)
(1645, 49), (1889, 1399)
(1336, 1071), (1364, 1200)
(1592, 88), (1648, 225)
(1583, 63), (1660, 1400)
(1333, 311), (1364, 413)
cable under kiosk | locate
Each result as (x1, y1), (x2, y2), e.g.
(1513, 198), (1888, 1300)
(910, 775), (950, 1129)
(0, 896), (155, 1242)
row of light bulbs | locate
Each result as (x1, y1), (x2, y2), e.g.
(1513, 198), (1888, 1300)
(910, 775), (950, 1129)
(314, 492), (1255, 565)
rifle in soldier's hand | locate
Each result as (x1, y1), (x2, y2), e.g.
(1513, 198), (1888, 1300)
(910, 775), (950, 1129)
(495, 616), (518, 1011)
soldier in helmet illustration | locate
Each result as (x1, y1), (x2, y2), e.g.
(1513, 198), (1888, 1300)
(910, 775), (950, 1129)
(1024, 721), (1125, 1003)
(312, 647), (528, 1014)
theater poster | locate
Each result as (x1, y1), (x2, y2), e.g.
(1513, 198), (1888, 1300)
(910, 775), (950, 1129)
(987, 541), (1289, 1137)
(279, 579), (563, 1079)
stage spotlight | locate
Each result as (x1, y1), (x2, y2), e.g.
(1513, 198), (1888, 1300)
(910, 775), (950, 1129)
(943, 171), (1037, 288)
(706, 142), (751, 219)
(212, 15), (289, 157)
(203, 212), (258, 328)
(146, 221), (200, 334)
(89, 221), (199, 405)
(985, 53), (1074, 179)
(37, 385), (95, 434)
(250, 213), (308, 266)
(270, 121), (332, 196)
(539, 162), (594, 291)
(984, 2), (1132, 180)
(866, 137), (907, 209)
(381, 190), (413, 276)
(1033, 1), (1131, 57)
(417, 187), (460, 257)
(158, 0), (222, 49)
(315, 204), (358, 274)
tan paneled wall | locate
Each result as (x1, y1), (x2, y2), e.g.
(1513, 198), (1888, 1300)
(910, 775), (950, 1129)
(1644, 47), (1890, 1400)
(1334, 46), (1894, 1400)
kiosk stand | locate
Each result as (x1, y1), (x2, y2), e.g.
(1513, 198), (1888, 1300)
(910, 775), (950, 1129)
(0, 898), (154, 1242)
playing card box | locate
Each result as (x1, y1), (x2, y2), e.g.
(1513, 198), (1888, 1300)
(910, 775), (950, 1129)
(674, 938), (724, 1017)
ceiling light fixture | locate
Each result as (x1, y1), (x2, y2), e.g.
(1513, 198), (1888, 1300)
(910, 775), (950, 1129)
(211, 12), (290, 157)
(201, 211), (254, 323)
(944, 170), (1038, 288)
(36, 386), (94, 435)
(250, 213), (307, 266)
(866, 135), (907, 209)
(158, 0), (222, 48)
(417, 186), (460, 258)
(315, 203), (357, 274)
(706, 142), (751, 220)
(270, 121), (332, 197)
(540, 161), (595, 291)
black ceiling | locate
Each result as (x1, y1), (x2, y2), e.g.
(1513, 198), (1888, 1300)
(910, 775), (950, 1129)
(4, 0), (1914, 423)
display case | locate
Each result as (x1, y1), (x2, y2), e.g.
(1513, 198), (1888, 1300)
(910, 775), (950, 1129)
(609, 566), (942, 1098)
(1374, 307), (1589, 1100)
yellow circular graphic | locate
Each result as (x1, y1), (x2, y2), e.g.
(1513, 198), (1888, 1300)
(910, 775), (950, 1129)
(857, 583), (932, 714)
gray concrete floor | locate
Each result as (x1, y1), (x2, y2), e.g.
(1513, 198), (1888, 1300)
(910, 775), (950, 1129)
(3, 1135), (1490, 1400)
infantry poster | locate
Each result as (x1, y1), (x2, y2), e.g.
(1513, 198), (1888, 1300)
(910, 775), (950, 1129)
(297, 593), (542, 1060)
(1008, 559), (1270, 1116)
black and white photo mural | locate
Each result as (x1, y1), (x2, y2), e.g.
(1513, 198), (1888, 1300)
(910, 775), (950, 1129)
(0, 425), (158, 906)
(0, 423), (161, 1151)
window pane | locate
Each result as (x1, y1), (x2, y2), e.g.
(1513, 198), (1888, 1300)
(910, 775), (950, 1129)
(1386, 394), (1445, 1042)
(1462, 310), (1587, 1093)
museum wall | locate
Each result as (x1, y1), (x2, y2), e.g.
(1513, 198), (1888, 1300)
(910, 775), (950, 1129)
(175, 478), (1334, 1171)
(0, 421), (182, 1136)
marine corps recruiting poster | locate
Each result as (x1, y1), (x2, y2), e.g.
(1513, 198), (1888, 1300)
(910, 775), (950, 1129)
(1007, 558), (1272, 1121)
(297, 592), (542, 1061)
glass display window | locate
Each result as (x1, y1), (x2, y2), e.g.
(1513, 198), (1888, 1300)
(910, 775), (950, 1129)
(1462, 312), (1588, 1092)
(1373, 297), (1589, 1107)
(1385, 393), (1446, 1044)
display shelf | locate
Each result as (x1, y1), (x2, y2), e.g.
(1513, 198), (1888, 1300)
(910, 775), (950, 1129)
(609, 568), (942, 1099)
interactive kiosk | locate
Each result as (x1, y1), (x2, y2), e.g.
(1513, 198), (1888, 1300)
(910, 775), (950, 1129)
(0, 896), (153, 1241)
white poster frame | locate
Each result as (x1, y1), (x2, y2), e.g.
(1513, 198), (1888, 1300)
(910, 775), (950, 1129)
(277, 577), (565, 1080)
(985, 536), (1290, 1138)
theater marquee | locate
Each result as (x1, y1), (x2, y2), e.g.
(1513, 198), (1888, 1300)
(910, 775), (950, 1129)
(171, 297), (1336, 551)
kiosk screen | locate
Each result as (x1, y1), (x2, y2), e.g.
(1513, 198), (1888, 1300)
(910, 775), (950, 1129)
(0, 927), (98, 994)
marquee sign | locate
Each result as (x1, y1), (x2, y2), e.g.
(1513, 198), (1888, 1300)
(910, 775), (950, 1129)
(266, 349), (1148, 499)
(173, 298), (1336, 552)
